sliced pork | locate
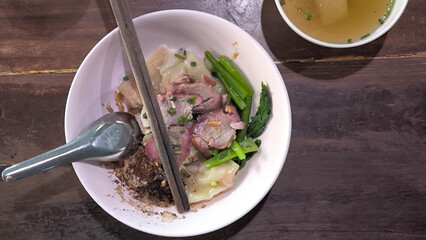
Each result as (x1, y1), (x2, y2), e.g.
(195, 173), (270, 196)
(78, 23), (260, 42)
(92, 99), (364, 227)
(140, 93), (203, 129)
(192, 105), (245, 151)
(165, 75), (222, 112)
(145, 126), (192, 166)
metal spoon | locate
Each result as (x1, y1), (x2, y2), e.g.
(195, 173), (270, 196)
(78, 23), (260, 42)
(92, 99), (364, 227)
(1, 112), (141, 183)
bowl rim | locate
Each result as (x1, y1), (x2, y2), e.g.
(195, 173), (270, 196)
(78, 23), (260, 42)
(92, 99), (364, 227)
(65, 9), (292, 237)
(274, 0), (409, 48)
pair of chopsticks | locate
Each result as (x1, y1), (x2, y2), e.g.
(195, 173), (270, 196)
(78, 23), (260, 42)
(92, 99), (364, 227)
(109, 0), (190, 213)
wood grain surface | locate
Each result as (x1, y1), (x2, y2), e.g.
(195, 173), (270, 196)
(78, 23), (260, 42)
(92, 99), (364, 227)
(1, 0), (425, 239)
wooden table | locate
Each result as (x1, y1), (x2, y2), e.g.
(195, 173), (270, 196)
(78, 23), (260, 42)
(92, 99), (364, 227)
(1, 0), (425, 239)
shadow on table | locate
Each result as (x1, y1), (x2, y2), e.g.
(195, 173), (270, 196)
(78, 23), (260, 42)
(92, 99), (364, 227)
(261, 0), (386, 80)
(87, 192), (269, 239)
(2, 0), (89, 37)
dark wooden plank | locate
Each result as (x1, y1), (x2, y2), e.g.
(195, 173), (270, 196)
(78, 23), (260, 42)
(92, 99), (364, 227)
(262, 0), (426, 60)
(0, 74), (72, 164)
(0, 0), (264, 73)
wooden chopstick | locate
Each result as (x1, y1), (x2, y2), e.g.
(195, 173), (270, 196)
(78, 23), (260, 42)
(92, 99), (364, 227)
(109, 0), (190, 213)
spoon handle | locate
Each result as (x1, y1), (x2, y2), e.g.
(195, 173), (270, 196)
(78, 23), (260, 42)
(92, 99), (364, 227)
(1, 137), (92, 182)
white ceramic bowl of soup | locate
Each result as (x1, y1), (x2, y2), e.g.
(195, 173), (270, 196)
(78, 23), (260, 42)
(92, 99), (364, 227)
(65, 10), (291, 237)
(274, 0), (408, 48)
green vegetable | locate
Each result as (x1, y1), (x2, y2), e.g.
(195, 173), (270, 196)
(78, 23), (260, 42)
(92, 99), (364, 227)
(180, 129), (186, 134)
(234, 139), (261, 169)
(191, 61), (197, 66)
(179, 48), (187, 56)
(205, 51), (249, 101)
(361, 33), (370, 40)
(170, 97), (177, 101)
(210, 181), (218, 187)
(280, 0), (286, 5)
(187, 96), (197, 104)
(142, 113), (147, 119)
(231, 140), (246, 160)
(219, 56), (254, 96)
(347, 39), (353, 44)
(236, 95), (252, 142)
(178, 116), (191, 122)
(297, 8), (314, 21)
(225, 94), (232, 105)
(247, 82), (271, 138)
(123, 76), (129, 81)
(216, 71), (247, 110)
(168, 108), (177, 115)
(175, 150), (182, 155)
(204, 138), (259, 168)
(378, 19), (384, 25)
(211, 148), (219, 156)
(174, 53), (185, 60)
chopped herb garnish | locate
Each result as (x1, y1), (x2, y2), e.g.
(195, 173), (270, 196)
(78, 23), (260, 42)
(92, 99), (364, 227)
(191, 61), (197, 67)
(180, 98), (185, 102)
(178, 48), (187, 56)
(170, 96), (177, 101)
(178, 116), (191, 122)
(280, 0), (286, 5)
(175, 53), (185, 60)
(361, 33), (371, 40)
(175, 150), (182, 155)
(297, 8), (314, 21)
(123, 76), (129, 81)
(168, 108), (177, 115)
(347, 39), (353, 44)
(181, 170), (191, 178)
(378, 18), (384, 25)
(210, 181), (218, 187)
(142, 113), (147, 119)
(180, 129), (186, 134)
(187, 96), (197, 104)
(148, 195), (154, 200)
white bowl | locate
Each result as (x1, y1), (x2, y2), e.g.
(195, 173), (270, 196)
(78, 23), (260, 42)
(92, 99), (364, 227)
(274, 0), (408, 48)
(65, 10), (291, 237)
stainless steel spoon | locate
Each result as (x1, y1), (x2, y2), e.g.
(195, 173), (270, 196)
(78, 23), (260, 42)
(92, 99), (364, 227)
(1, 112), (141, 183)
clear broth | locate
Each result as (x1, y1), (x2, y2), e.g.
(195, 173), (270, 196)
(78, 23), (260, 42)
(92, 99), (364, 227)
(282, 0), (392, 44)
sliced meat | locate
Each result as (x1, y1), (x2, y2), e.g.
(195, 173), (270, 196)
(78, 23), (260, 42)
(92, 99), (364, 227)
(192, 105), (244, 150)
(165, 75), (195, 93)
(145, 126), (192, 166)
(192, 135), (211, 158)
(140, 93), (202, 128)
(165, 75), (222, 112)
(178, 82), (222, 112)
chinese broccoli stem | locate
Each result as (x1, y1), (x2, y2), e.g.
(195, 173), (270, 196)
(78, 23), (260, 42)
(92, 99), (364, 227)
(231, 140), (246, 160)
(205, 51), (248, 100)
(219, 56), (254, 96)
(236, 95), (252, 142)
(216, 72), (247, 110)
(204, 138), (259, 168)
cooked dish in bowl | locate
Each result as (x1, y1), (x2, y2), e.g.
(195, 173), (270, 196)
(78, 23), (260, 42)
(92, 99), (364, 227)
(65, 9), (291, 237)
(104, 45), (270, 206)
